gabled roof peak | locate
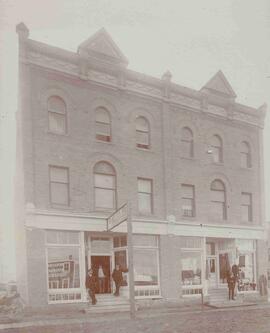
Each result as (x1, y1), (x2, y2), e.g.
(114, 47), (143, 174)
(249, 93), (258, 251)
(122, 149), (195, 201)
(77, 28), (128, 66)
(201, 70), (236, 99)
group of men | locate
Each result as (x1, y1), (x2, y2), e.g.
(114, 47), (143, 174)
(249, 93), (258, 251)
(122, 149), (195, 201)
(85, 264), (127, 305)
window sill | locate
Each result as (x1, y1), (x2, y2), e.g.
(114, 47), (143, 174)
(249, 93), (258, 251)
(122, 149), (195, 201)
(136, 147), (153, 153)
(95, 139), (114, 145)
(180, 156), (195, 161)
(47, 130), (69, 137)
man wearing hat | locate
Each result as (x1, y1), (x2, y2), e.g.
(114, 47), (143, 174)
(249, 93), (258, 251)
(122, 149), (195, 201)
(85, 268), (98, 305)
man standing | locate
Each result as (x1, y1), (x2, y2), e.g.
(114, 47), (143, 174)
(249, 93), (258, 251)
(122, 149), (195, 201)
(85, 268), (98, 305)
(227, 271), (236, 301)
(112, 264), (128, 296)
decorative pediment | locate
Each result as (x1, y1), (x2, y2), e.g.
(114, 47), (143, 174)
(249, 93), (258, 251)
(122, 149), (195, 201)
(201, 70), (236, 98)
(78, 28), (128, 66)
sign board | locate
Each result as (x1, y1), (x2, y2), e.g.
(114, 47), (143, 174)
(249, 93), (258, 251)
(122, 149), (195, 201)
(107, 203), (128, 231)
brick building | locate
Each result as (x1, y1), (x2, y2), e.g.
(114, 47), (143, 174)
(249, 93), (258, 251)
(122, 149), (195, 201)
(15, 22), (267, 306)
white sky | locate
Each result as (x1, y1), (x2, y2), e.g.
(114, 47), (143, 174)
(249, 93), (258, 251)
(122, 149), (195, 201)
(0, 0), (270, 280)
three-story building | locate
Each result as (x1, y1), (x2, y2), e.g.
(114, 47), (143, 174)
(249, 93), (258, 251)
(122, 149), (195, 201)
(15, 22), (267, 306)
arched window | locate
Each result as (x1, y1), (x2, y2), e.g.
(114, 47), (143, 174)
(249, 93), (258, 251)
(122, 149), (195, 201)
(210, 135), (223, 163)
(48, 96), (67, 134)
(95, 107), (111, 142)
(94, 162), (116, 210)
(210, 179), (226, 220)
(181, 127), (194, 158)
(136, 117), (150, 149)
(240, 141), (251, 168)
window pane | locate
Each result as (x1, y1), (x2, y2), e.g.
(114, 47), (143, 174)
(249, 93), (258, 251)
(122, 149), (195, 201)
(138, 193), (152, 214)
(241, 205), (249, 222)
(49, 112), (66, 134)
(96, 108), (110, 123)
(181, 251), (202, 286)
(133, 235), (157, 247)
(182, 185), (194, 198)
(138, 179), (151, 193)
(94, 162), (115, 175)
(136, 131), (149, 146)
(136, 117), (148, 131)
(134, 249), (158, 286)
(95, 188), (115, 209)
(47, 231), (79, 244)
(181, 141), (193, 158)
(50, 183), (69, 205)
(211, 190), (225, 202)
(241, 153), (248, 168)
(238, 253), (255, 291)
(242, 193), (251, 205)
(212, 147), (221, 163)
(50, 167), (68, 183)
(182, 198), (193, 217)
(211, 201), (225, 219)
(48, 96), (66, 114)
(95, 174), (115, 189)
(48, 247), (80, 289)
(96, 122), (110, 136)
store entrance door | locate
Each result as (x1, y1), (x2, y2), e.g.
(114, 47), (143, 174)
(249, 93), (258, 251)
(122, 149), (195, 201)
(91, 256), (111, 294)
(207, 256), (218, 288)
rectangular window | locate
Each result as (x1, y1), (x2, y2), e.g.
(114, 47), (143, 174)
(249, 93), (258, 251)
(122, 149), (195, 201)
(49, 166), (69, 206)
(96, 122), (111, 142)
(138, 178), (153, 214)
(181, 184), (195, 217)
(181, 251), (202, 286)
(49, 112), (66, 134)
(241, 192), (252, 222)
(46, 231), (82, 303)
(94, 174), (115, 209)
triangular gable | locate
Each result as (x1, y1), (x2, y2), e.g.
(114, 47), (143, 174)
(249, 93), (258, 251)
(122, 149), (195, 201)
(201, 70), (236, 98)
(78, 28), (128, 66)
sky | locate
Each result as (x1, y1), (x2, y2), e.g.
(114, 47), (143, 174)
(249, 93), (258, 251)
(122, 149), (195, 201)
(0, 0), (270, 280)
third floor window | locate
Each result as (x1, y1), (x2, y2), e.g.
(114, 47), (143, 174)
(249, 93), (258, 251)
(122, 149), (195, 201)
(95, 107), (111, 142)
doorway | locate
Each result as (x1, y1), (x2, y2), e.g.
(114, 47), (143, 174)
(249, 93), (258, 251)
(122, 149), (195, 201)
(91, 256), (111, 294)
(206, 257), (217, 288)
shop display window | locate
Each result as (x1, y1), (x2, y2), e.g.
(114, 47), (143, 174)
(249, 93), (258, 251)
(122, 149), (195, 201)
(133, 249), (158, 286)
(181, 251), (202, 286)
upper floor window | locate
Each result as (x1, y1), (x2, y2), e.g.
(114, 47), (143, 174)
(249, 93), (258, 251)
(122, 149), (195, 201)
(95, 107), (111, 142)
(137, 178), (153, 214)
(210, 179), (226, 220)
(241, 192), (252, 222)
(136, 117), (150, 149)
(49, 166), (69, 206)
(94, 161), (116, 210)
(181, 184), (195, 217)
(210, 135), (223, 163)
(181, 127), (194, 158)
(240, 141), (252, 168)
(48, 96), (67, 134)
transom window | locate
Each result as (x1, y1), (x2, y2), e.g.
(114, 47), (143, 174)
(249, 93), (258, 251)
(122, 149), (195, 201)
(210, 135), (223, 163)
(137, 178), (153, 214)
(136, 117), (150, 149)
(181, 127), (194, 158)
(94, 162), (116, 210)
(241, 192), (252, 222)
(48, 96), (67, 134)
(210, 179), (226, 220)
(95, 107), (111, 142)
(181, 184), (195, 217)
(240, 141), (252, 168)
(49, 166), (69, 206)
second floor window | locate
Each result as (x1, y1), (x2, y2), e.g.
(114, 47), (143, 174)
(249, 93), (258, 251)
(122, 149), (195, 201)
(48, 96), (67, 134)
(138, 178), (153, 214)
(95, 107), (111, 142)
(241, 192), (252, 222)
(136, 117), (150, 149)
(240, 141), (252, 168)
(210, 135), (223, 163)
(181, 184), (195, 217)
(49, 166), (69, 206)
(181, 127), (194, 158)
(94, 161), (116, 210)
(210, 179), (226, 220)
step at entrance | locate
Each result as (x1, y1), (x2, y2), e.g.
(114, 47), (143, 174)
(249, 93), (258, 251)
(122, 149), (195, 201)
(209, 288), (228, 304)
(84, 295), (131, 313)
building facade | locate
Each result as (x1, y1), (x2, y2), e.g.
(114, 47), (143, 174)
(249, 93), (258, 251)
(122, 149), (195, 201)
(15, 22), (267, 306)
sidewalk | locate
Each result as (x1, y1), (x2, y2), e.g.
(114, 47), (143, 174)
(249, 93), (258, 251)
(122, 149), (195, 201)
(0, 299), (269, 331)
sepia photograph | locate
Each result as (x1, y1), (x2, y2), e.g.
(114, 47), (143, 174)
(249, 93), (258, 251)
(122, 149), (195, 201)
(0, 0), (270, 332)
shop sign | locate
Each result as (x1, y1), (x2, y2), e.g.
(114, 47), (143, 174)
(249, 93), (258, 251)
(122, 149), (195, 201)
(107, 203), (128, 231)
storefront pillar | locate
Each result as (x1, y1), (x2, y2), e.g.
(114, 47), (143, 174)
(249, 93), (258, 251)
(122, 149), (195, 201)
(159, 235), (182, 299)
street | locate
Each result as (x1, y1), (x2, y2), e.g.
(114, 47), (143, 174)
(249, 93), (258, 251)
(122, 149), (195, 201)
(2, 306), (270, 333)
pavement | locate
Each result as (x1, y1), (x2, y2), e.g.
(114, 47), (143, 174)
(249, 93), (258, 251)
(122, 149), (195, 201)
(1, 299), (270, 331)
